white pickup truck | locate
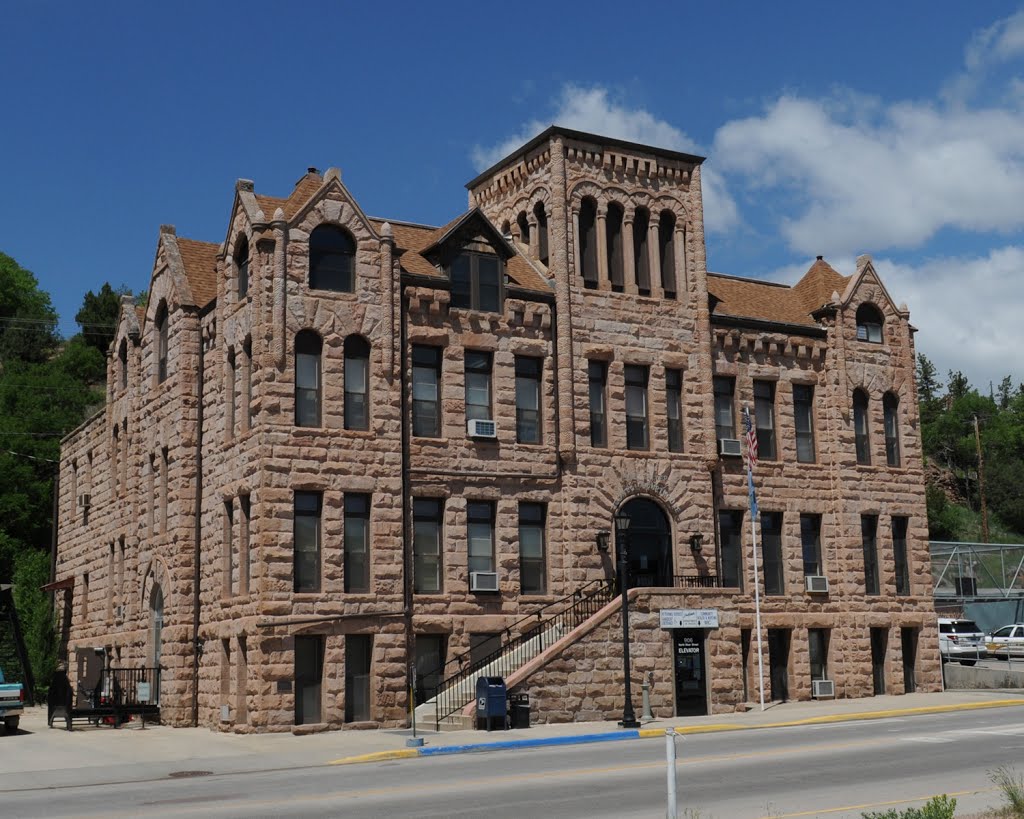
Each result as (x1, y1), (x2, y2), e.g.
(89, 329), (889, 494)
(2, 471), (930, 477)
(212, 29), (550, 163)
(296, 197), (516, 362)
(0, 667), (25, 732)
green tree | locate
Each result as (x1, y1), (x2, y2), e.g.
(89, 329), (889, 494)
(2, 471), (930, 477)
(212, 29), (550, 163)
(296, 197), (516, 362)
(75, 282), (128, 355)
(916, 354), (943, 426)
(0, 252), (58, 364)
(946, 370), (971, 402)
(12, 548), (57, 700)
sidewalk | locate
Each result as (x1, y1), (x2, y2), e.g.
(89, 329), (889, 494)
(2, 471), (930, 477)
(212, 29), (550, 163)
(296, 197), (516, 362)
(4, 690), (1023, 790)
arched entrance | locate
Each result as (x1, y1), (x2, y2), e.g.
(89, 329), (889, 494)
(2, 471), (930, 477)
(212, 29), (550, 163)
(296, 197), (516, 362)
(618, 497), (673, 587)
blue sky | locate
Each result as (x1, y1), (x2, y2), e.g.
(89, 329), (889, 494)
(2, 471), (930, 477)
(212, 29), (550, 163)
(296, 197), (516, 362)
(2, 1), (1022, 390)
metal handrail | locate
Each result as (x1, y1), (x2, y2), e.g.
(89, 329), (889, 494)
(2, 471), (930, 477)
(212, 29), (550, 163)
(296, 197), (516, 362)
(429, 579), (615, 729)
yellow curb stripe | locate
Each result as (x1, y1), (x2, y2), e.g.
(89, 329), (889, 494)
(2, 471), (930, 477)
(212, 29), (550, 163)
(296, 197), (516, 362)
(329, 748), (420, 765)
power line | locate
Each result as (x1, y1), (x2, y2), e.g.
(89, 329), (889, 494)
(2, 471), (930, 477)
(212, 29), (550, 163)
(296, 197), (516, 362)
(1, 449), (58, 464)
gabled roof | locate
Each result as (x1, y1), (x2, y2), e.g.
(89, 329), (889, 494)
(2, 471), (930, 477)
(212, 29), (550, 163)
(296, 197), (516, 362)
(176, 238), (219, 308)
(708, 257), (852, 329)
(254, 171), (324, 221)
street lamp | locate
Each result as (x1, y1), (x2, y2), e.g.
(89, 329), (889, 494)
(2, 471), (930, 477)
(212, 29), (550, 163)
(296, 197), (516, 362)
(614, 512), (640, 729)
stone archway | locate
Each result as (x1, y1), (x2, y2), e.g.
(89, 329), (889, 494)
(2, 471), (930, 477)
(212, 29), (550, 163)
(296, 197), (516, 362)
(618, 497), (674, 587)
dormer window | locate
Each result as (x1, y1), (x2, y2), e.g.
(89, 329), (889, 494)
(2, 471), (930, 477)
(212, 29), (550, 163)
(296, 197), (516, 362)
(235, 235), (250, 299)
(856, 303), (884, 343)
(449, 252), (502, 313)
(155, 301), (169, 384)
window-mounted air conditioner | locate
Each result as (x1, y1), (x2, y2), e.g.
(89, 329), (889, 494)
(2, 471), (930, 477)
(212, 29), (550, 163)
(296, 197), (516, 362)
(805, 575), (829, 594)
(467, 419), (498, 439)
(78, 493), (91, 509)
(812, 679), (835, 699)
(470, 571), (499, 592)
(718, 438), (742, 457)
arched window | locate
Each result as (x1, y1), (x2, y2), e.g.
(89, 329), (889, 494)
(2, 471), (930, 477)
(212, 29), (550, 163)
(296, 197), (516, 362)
(659, 211), (677, 299)
(344, 335), (370, 431)
(150, 584), (164, 670)
(295, 330), (323, 427)
(578, 198), (598, 288)
(234, 235), (250, 299)
(856, 303), (884, 343)
(883, 392), (901, 467)
(853, 389), (871, 465)
(500, 220), (512, 240)
(633, 207), (650, 295)
(118, 338), (128, 390)
(309, 225), (355, 292)
(516, 211), (530, 246)
(533, 201), (549, 266)
(606, 202), (625, 291)
(155, 301), (169, 384)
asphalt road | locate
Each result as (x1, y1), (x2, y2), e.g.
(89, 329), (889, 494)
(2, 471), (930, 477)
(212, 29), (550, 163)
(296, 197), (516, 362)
(4, 708), (1024, 818)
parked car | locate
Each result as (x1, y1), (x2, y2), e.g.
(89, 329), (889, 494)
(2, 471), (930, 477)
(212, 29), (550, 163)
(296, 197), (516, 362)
(0, 667), (24, 732)
(985, 624), (1024, 659)
(938, 618), (988, 666)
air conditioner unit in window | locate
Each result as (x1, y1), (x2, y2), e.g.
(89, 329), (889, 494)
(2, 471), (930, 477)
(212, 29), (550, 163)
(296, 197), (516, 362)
(467, 419), (498, 439)
(812, 679), (835, 699)
(470, 571), (499, 592)
(805, 575), (829, 593)
(78, 493), (91, 509)
(718, 438), (742, 457)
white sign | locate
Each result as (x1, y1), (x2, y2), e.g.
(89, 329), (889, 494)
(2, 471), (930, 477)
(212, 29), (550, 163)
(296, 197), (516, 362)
(660, 609), (719, 629)
(137, 682), (151, 703)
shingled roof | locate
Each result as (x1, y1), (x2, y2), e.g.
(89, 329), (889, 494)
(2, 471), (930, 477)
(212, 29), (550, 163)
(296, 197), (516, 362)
(708, 257), (850, 329)
(176, 238), (219, 308)
(254, 172), (324, 221)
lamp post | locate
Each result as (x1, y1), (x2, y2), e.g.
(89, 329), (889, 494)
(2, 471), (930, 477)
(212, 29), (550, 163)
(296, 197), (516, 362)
(614, 512), (641, 729)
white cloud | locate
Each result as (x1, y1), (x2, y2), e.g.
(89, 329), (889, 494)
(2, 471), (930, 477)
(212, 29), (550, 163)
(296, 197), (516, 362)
(471, 85), (739, 233)
(946, 9), (1024, 103)
(712, 95), (1024, 256)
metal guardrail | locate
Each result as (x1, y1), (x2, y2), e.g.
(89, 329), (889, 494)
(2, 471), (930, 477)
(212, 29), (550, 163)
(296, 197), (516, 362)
(930, 541), (1024, 600)
(428, 579), (615, 730)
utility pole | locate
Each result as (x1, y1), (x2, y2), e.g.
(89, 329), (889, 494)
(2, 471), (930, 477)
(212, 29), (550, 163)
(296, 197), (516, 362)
(973, 414), (990, 543)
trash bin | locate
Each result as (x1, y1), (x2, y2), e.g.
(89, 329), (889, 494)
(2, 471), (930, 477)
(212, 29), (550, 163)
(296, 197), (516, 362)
(475, 676), (507, 731)
(508, 692), (530, 729)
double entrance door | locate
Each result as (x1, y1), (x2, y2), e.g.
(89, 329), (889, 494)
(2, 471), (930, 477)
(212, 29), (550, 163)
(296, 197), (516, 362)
(673, 630), (708, 717)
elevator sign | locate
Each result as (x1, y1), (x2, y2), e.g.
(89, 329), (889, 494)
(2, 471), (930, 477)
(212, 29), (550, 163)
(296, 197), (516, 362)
(660, 609), (719, 629)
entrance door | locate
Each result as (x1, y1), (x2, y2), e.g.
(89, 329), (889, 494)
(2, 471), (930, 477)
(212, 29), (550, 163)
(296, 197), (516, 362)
(901, 628), (917, 694)
(414, 635), (446, 705)
(871, 628), (888, 696)
(618, 498), (673, 587)
(767, 629), (790, 702)
(673, 629), (708, 716)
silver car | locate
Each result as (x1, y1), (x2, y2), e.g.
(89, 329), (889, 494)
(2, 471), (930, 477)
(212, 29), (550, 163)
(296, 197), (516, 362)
(986, 624), (1024, 659)
(938, 618), (988, 666)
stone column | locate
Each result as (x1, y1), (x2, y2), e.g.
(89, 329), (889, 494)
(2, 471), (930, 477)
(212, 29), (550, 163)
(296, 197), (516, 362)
(674, 224), (687, 297)
(596, 206), (610, 291)
(528, 214), (539, 259)
(380, 223), (395, 381)
(271, 208), (287, 370)
(571, 207), (581, 282)
(549, 134), (577, 464)
(648, 219), (663, 299)
(622, 213), (638, 295)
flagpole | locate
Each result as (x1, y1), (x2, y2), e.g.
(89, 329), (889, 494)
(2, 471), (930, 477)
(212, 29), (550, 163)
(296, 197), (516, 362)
(743, 406), (766, 712)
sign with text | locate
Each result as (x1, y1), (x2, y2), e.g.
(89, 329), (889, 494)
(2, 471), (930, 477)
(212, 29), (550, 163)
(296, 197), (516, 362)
(137, 682), (151, 703)
(660, 609), (719, 629)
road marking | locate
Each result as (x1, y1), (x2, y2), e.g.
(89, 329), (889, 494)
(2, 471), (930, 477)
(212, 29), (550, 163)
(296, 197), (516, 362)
(899, 736), (955, 743)
(759, 787), (991, 818)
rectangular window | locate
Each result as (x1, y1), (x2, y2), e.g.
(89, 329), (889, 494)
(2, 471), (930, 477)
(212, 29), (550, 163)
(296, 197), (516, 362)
(117, 537), (125, 618)
(754, 380), (777, 460)
(893, 516), (910, 596)
(450, 253), (502, 313)
(519, 502), (547, 595)
(294, 635), (323, 726)
(344, 494), (371, 594)
(293, 491), (322, 593)
(160, 447), (169, 534)
(464, 350), (493, 423)
(515, 356), (542, 444)
(625, 365), (649, 450)
(761, 512), (784, 595)
(413, 498), (442, 593)
(467, 501), (496, 577)
(242, 339), (253, 433)
(81, 572), (89, 621)
(719, 510), (744, 591)
(666, 368), (684, 453)
(714, 377), (736, 440)
(226, 349), (236, 441)
(107, 543), (115, 622)
(800, 514), (823, 576)
(147, 455), (155, 535)
(588, 360), (608, 447)
(808, 629), (829, 681)
(345, 635), (372, 723)
(240, 494), (251, 595)
(412, 346), (442, 438)
(223, 498), (235, 597)
(793, 384), (816, 463)
(295, 342), (321, 428)
(862, 514), (880, 595)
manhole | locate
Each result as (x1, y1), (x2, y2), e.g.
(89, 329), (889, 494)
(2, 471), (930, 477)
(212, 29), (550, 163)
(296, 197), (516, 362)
(168, 770), (213, 779)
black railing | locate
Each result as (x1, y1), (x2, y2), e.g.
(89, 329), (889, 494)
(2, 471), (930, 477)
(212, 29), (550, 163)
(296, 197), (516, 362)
(110, 666), (161, 706)
(630, 574), (721, 589)
(428, 579), (615, 730)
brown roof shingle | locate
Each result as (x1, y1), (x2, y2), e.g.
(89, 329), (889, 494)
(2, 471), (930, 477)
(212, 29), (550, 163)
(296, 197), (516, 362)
(254, 173), (323, 221)
(176, 238), (219, 308)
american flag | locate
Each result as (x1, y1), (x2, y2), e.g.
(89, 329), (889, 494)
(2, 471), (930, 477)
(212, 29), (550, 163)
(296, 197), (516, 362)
(742, 406), (758, 470)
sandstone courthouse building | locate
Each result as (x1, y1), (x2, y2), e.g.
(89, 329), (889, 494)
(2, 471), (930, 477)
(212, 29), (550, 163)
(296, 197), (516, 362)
(54, 127), (940, 732)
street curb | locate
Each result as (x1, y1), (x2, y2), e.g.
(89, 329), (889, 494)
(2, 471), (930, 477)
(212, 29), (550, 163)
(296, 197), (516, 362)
(328, 698), (1024, 766)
